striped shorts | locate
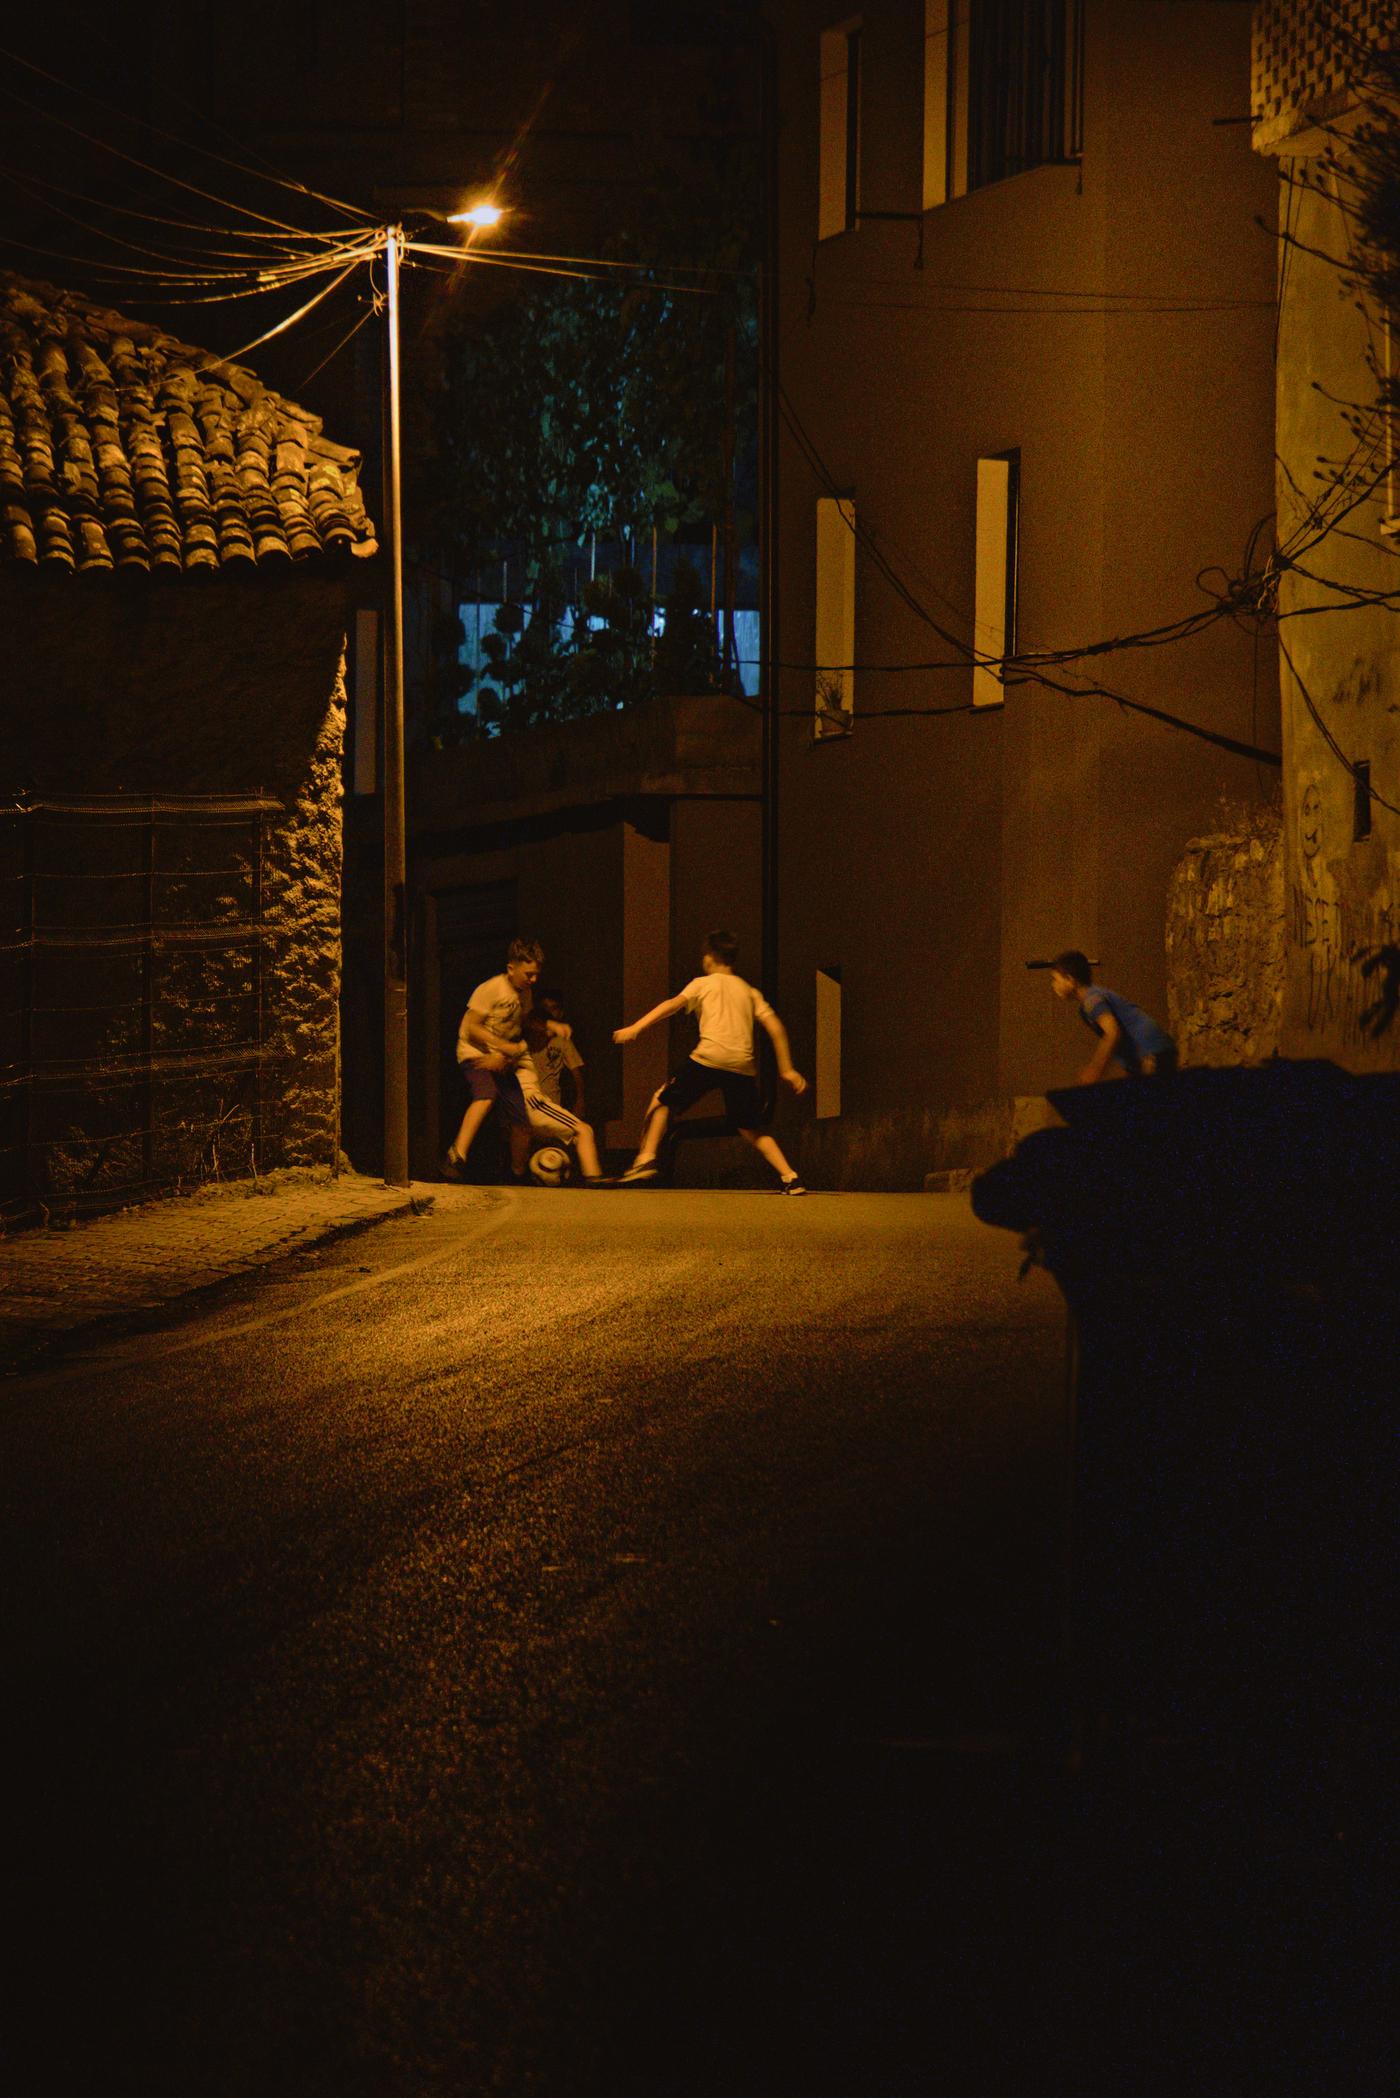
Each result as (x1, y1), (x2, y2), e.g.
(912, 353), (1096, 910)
(521, 1086), (587, 1144)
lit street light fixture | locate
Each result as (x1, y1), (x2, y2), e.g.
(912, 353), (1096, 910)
(448, 200), (505, 229)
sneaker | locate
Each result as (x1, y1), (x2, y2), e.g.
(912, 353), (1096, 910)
(618, 1160), (659, 1184)
(578, 1175), (615, 1188)
(441, 1149), (469, 1183)
(780, 1175), (807, 1196)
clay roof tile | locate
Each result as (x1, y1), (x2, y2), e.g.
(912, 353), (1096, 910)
(0, 270), (377, 577)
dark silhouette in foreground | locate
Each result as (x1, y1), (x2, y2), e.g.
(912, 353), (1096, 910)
(974, 1059), (1399, 1726)
(974, 1060), (1399, 2087)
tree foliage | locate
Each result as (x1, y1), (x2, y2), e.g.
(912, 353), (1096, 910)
(432, 226), (755, 570)
(457, 557), (724, 740)
(420, 115), (757, 738)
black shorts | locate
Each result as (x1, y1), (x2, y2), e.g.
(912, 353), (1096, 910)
(658, 1058), (764, 1128)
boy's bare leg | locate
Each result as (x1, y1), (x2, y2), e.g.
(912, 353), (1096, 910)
(449, 1095), (494, 1163)
(630, 1093), (670, 1166)
(574, 1123), (604, 1179)
(507, 1121), (532, 1177)
(740, 1127), (800, 1182)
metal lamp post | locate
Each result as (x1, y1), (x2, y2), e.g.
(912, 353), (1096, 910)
(378, 203), (502, 1188)
(381, 223), (409, 1188)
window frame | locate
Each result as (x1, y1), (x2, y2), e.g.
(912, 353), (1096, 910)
(925, 0), (1083, 209)
(972, 451), (1020, 710)
(814, 494), (857, 739)
(814, 968), (843, 1120)
(818, 17), (864, 241)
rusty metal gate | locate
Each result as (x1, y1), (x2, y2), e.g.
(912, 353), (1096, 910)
(0, 793), (280, 1225)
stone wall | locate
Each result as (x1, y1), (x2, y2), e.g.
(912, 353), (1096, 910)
(1, 567), (350, 1183)
(1166, 803), (1284, 1066)
(262, 672), (346, 1167)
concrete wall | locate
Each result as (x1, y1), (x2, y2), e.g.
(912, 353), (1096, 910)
(768, 0), (1279, 1180)
(0, 567), (350, 1172)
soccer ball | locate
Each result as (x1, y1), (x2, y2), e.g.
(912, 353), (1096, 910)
(527, 1143), (574, 1186)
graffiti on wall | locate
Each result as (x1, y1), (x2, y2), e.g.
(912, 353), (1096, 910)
(1289, 770), (1400, 1048)
(1290, 881), (1400, 1045)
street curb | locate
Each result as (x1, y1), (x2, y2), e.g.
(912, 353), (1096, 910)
(1, 1186), (439, 1378)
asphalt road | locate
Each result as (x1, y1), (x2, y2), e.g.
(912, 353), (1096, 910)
(2, 1188), (1386, 2095)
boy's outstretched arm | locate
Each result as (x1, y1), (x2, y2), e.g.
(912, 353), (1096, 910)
(759, 1009), (808, 1094)
(614, 993), (687, 1045)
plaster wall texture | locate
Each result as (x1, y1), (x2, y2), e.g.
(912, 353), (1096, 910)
(669, 798), (764, 991)
(1, 569), (350, 1169)
(768, 0), (1279, 1181)
(1268, 153), (1400, 1070)
(1166, 805), (1285, 1065)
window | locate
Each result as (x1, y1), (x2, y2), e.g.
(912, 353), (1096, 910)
(973, 453), (1018, 708)
(815, 970), (843, 1119)
(814, 496), (856, 737)
(819, 19), (862, 240)
(922, 2), (956, 211)
(925, 0), (1082, 206)
(1354, 760), (1373, 842)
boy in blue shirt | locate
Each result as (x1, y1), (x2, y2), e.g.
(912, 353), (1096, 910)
(1048, 950), (1177, 1083)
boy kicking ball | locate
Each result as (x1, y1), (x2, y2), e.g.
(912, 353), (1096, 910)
(612, 929), (808, 1192)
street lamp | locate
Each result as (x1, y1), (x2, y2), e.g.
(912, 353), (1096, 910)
(379, 205), (504, 1188)
(448, 200), (504, 229)
(380, 222), (410, 1188)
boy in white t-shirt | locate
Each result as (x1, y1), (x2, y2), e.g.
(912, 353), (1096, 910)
(442, 938), (541, 1182)
(612, 929), (808, 1191)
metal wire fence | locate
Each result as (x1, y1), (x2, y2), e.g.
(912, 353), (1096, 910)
(0, 793), (281, 1224)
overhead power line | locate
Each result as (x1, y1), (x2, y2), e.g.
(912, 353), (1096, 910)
(772, 372), (1283, 764)
(0, 37), (372, 227)
(1279, 629), (1400, 820)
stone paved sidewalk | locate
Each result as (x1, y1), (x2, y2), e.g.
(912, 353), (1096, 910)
(0, 1168), (436, 1368)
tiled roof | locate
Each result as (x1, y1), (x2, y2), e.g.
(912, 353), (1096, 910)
(0, 272), (377, 574)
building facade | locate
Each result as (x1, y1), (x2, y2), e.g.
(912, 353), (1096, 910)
(1251, 0), (1399, 1069)
(767, 0), (1280, 1183)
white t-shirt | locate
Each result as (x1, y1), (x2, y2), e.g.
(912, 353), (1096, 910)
(457, 973), (532, 1065)
(680, 972), (774, 1076)
(529, 1025), (584, 1104)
